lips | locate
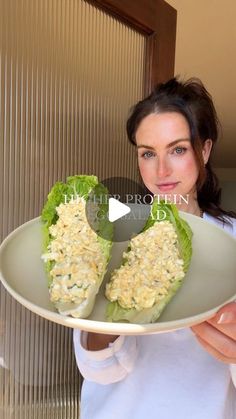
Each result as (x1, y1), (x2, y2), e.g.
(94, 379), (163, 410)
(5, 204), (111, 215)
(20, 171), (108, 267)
(156, 182), (179, 192)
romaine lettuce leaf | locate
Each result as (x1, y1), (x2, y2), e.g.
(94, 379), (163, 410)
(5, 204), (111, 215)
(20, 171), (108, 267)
(106, 199), (193, 323)
(41, 175), (113, 317)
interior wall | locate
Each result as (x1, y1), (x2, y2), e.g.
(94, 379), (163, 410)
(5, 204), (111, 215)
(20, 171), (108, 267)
(166, 0), (236, 170)
(220, 182), (236, 212)
(166, 0), (236, 211)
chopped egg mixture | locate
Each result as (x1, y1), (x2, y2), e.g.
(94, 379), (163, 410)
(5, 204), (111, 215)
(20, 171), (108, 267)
(42, 198), (107, 307)
(105, 220), (185, 311)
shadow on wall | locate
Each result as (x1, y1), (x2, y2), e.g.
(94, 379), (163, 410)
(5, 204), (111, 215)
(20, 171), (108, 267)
(220, 181), (236, 212)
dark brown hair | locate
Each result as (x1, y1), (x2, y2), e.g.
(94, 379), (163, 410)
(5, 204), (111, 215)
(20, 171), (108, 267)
(126, 77), (236, 222)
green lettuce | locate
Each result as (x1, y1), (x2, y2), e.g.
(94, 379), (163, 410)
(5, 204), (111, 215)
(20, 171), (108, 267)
(41, 175), (113, 317)
(106, 199), (193, 323)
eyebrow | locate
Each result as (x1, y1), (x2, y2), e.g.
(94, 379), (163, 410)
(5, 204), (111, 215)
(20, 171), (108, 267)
(137, 139), (190, 150)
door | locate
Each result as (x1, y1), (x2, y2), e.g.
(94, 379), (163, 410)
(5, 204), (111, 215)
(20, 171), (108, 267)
(0, 1), (176, 417)
(91, 0), (176, 93)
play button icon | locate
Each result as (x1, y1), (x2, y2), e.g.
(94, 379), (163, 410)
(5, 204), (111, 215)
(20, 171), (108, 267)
(85, 176), (151, 242)
(108, 198), (131, 222)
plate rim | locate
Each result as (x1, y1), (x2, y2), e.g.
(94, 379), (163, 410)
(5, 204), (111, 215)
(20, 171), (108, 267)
(1, 214), (236, 335)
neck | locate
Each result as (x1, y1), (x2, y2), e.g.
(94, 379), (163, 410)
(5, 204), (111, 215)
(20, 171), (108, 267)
(175, 194), (202, 217)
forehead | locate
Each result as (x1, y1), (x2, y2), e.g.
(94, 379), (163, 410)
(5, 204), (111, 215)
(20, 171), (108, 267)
(135, 112), (190, 144)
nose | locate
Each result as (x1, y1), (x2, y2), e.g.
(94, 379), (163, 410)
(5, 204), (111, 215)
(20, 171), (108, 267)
(155, 156), (172, 178)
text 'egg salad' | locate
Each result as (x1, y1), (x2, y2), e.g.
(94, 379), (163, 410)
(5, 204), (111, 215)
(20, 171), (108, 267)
(106, 220), (185, 311)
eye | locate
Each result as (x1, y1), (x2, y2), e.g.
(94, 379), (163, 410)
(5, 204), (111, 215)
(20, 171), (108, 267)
(173, 146), (187, 155)
(141, 151), (155, 159)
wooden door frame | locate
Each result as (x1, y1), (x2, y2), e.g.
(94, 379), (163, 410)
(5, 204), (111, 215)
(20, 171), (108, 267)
(87, 0), (177, 95)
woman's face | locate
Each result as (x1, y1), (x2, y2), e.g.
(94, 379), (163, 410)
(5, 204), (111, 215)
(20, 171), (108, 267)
(136, 112), (210, 203)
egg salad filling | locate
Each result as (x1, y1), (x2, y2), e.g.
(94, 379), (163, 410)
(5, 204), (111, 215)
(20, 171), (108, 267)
(42, 198), (107, 308)
(105, 220), (185, 311)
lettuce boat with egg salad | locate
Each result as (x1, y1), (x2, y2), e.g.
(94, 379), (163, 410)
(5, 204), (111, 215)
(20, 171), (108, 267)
(105, 199), (193, 323)
(41, 175), (113, 318)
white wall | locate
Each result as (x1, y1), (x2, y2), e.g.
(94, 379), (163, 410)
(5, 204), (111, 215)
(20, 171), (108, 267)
(166, 0), (236, 169)
(166, 0), (236, 212)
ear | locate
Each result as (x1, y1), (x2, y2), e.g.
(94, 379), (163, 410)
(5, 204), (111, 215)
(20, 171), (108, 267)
(202, 139), (213, 164)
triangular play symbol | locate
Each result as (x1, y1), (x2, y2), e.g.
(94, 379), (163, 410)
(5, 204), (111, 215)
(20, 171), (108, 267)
(108, 198), (131, 222)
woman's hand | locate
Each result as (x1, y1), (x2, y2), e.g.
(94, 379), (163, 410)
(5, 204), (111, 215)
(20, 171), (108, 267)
(191, 302), (236, 364)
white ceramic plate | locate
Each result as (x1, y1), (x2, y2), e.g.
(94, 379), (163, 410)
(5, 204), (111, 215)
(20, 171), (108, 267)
(0, 209), (236, 335)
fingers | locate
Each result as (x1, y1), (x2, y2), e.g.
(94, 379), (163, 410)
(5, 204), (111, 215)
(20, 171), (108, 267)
(191, 303), (236, 364)
(207, 317), (236, 341)
(191, 322), (236, 362)
(194, 334), (236, 364)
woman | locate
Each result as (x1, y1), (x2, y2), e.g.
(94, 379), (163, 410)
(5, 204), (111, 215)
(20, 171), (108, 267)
(74, 78), (236, 419)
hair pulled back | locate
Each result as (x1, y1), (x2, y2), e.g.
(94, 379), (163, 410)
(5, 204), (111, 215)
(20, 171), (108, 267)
(127, 77), (236, 221)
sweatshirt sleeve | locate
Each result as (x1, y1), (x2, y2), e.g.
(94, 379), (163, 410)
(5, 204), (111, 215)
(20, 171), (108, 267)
(225, 217), (236, 388)
(229, 365), (236, 388)
(73, 329), (138, 385)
